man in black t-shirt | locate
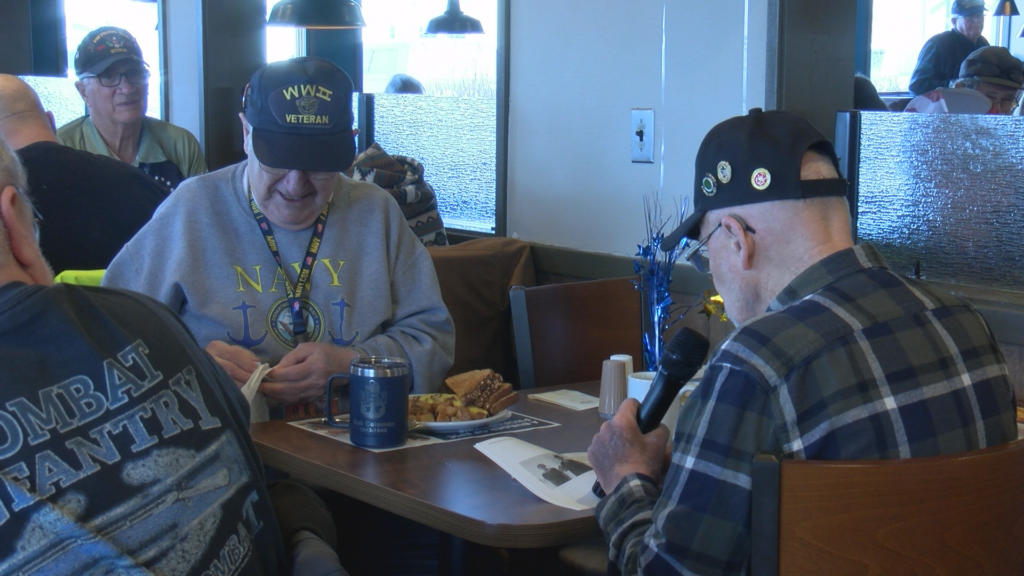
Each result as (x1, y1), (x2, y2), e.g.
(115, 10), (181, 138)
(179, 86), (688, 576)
(0, 75), (168, 273)
(0, 137), (298, 574)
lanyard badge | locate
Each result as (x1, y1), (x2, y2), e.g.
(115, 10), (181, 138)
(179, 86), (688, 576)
(248, 189), (330, 344)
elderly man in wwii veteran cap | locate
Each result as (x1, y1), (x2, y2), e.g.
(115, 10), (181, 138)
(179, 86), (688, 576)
(587, 109), (1017, 575)
(909, 0), (990, 96)
(103, 57), (455, 415)
(57, 26), (207, 191)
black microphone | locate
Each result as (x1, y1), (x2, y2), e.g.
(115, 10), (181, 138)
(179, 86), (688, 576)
(592, 327), (710, 498)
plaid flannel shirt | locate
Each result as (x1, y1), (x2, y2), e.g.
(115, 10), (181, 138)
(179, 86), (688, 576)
(597, 245), (1017, 576)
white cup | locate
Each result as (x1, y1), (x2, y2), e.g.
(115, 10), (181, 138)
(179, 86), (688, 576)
(609, 354), (634, 379)
(626, 369), (703, 435)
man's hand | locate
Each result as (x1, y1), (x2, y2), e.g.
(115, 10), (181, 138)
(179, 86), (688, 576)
(264, 343), (358, 404)
(206, 340), (260, 388)
(587, 398), (670, 494)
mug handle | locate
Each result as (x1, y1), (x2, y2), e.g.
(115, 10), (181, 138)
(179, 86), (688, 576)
(324, 372), (349, 428)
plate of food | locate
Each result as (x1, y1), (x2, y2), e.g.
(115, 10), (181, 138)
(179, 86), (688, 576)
(410, 369), (520, 432)
(409, 395), (512, 432)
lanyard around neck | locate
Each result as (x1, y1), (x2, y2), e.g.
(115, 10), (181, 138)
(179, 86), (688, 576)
(248, 188), (330, 344)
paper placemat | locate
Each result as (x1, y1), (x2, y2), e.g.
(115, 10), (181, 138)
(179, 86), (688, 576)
(527, 389), (599, 411)
(289, 411), (560, 452)
(475, 437), (599, 511)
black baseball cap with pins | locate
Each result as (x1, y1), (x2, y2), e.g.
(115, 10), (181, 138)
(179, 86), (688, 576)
(74, 27), (147, 77)
(243, 57), (356, 173)
(662, 108), (848, 251)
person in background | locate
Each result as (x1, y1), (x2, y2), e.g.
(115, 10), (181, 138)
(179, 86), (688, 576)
(345, 142), (448, 246)
(57, 26), (207, 191)
(0, 74), (168, 273)
(587, 109), (1017, 575)
(952, 46), (1024, 114)
(102, 56), (454, 414)
(0, 134), (330, 575)
(905, 47), (1024, 115)
(385, 73), (426, 95)
(909, 0), (988, 97)
(853, 74), (889, 111)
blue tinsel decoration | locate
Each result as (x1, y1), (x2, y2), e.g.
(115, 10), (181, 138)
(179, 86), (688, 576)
(632, 196), (691, 371)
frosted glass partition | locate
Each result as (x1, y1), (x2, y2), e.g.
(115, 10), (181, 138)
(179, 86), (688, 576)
(855, 112), (1024, 293)
(372, 93), (496, 233)
(21, 75), (85, 129)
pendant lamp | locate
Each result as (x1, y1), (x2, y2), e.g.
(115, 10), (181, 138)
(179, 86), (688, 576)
(425, 0), (484, 35)
(996, 0), (1019, 16)
(268, 0), (366, 29)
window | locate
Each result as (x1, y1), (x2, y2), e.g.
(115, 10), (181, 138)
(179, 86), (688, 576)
(259, 0), (502, 234)
(266, 1), (303, 63)
(361, 0), (500, 234)
(870, 0), (1010, 93)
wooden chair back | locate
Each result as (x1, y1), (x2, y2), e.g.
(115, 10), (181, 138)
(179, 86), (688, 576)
(751, 438), (1024, 576)
(510, 277), (642, 389)
(428, 238), (536, 384)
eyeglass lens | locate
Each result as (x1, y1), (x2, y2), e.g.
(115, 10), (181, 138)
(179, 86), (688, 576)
(96, 69), (150, 87)
(683, 223), (719, 275)
(259, 161), (337, 181)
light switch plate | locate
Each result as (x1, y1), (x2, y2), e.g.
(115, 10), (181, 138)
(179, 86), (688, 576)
(631, 108), (654, 163)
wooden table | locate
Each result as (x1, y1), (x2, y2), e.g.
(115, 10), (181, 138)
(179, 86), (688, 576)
(250, 381), (605, 549)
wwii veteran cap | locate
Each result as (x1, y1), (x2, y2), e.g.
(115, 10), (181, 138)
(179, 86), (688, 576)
(244, 57), (356, 173)
(662, 109), (848, 250)
(959, 46), (1024, 89)
(952, 0), (986, 16)
(74, 26), (147, 77)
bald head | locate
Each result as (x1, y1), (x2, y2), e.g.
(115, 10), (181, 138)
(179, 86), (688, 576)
(0, 75), (59, 150)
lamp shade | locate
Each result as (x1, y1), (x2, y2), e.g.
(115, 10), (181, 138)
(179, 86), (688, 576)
(995, 0), (1019, 16)
(425, 0), (484, 34)
(268, 0), (366, 29)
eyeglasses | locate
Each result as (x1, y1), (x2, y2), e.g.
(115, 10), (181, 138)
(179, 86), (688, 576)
(258, 161), (337, 181)
(32, 205), (43, 243)
(81, 68), (150, 88)
(15, 188), (43, 243)
(681, 215), (756, 275)
(978, 90), (1020, 113)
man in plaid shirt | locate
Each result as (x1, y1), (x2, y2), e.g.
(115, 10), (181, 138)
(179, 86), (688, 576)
(588, 109), (1017, 575)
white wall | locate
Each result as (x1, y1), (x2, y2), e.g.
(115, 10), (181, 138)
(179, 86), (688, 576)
(507, 0), (768, 256)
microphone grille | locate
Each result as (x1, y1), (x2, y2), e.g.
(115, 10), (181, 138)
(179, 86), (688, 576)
(660, 327), (710, 377)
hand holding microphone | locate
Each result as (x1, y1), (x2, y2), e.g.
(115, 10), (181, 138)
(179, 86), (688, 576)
(591, 327), (710, 498)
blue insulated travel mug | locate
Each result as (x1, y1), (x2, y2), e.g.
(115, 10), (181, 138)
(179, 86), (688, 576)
(326, 357), (410, 449)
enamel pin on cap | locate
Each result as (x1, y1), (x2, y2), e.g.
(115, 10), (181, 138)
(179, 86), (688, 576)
(717, 161), (732, 184)
(701, 174), (718, 196)
(751, 168), (771, 191)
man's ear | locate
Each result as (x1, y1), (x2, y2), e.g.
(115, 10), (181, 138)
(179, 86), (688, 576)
(239, 112), (251, 153)
(0, 186), (53, 286)
(722, 216), (756, 271)
(75, 80), (87, 100)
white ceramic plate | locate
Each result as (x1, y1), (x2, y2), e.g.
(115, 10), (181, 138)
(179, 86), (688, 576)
(415, 408), (511, 432)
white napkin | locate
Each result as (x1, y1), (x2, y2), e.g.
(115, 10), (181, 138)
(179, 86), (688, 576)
(240, 363), (272, 423)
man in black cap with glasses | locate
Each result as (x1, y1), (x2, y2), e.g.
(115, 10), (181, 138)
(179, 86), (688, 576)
(909, 0), (990, 96)
(58, 26), (207, 191)
(588, 109), (1017, 575)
